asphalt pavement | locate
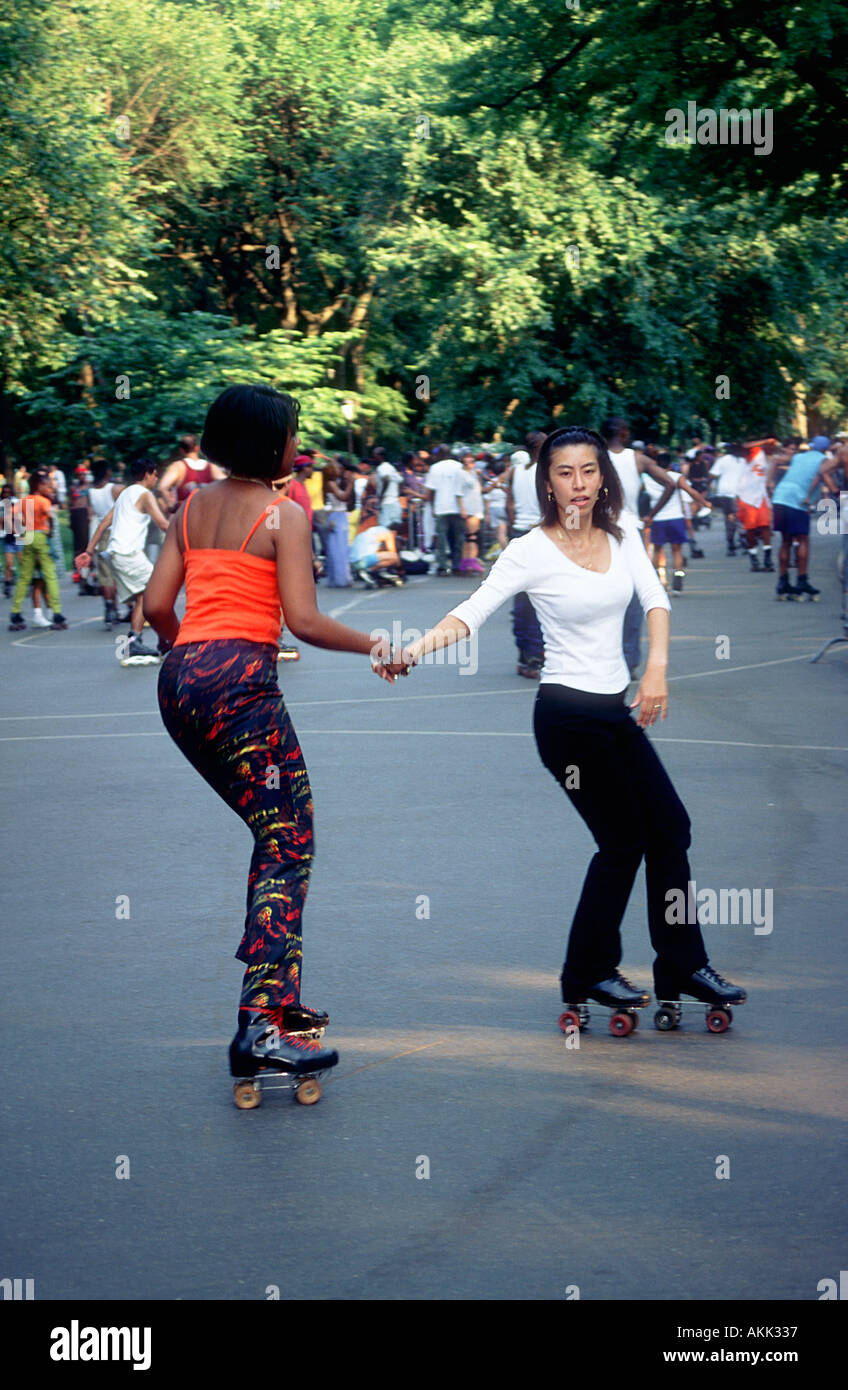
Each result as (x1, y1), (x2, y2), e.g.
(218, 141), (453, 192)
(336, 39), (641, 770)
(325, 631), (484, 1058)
(2, 523), (846, 1300)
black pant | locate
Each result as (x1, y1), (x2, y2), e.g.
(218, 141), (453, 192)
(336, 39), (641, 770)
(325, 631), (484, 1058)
(533, 683), (708, 997)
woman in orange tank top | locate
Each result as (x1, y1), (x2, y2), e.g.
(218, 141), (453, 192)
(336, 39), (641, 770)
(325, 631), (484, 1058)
(143, 384), (408, 1102)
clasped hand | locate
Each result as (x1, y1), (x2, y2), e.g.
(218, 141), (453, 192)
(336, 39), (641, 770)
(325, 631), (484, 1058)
(370, 637), (417, 685)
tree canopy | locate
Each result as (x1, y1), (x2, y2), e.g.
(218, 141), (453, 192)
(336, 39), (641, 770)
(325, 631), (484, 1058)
(2, 0), (846, 470)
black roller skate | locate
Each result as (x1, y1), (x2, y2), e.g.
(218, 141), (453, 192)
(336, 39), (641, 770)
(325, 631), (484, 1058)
(762, 550), (775, 573)
(794, 575), (820, 601)
(559, 970), (650, 1038)
(654, 963), (747, 1034)
(776, 575), (799, 601)
(230, 1010), (338, 1110)
(748, 550), (761, 572)
(279, 1002), (329, 1039)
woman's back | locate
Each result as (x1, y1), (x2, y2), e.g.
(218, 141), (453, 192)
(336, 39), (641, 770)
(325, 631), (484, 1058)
(180, 481), (280, 558)
(174, 483), (286, 647)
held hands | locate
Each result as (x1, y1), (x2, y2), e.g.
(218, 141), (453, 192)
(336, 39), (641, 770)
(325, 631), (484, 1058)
(629, 667), (668, 728)
(370, 636), (417, 685)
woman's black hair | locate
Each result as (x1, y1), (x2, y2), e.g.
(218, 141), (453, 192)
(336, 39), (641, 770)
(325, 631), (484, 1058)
(535, 425), (624, 541)
(201, 384), (300, 479)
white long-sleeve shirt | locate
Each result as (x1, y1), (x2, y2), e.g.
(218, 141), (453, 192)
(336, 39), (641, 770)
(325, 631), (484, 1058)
(447, 514), (670, 693)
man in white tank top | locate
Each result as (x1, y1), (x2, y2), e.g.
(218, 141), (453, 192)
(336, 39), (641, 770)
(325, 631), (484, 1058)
(87, 465), (123, 627)
(603, 418), (676, 678)
(76, 459), (170, 664)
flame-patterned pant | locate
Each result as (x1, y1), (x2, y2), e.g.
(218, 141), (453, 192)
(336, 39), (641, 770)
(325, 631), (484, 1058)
(158, 640), (314, 1019)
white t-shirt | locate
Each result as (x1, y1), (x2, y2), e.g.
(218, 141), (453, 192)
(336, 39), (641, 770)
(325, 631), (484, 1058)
(736, 451), (768, 507)
(106, 484), (149, 556)
(510, 460), (541, 529)
(609, 447), (642, 528)
(710, 453), (743, 497)
(459, 471), (484, 518)
(425, 459), (464, 515)
(353, 475), (369, 507)
(652, 471), (684, 522)
(376, 461), (401, 505)
(447, 514), (670, 694)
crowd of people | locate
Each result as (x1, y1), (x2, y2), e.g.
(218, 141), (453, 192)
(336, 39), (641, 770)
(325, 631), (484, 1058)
(4, 386), (846, 1088)
(3, 421), (846, 672)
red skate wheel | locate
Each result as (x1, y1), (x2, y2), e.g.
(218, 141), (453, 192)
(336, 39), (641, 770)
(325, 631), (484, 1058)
(706, 1009), (730, 1034)
(609, 1012), (634, 1037)
(558, 1010), (582, 1035)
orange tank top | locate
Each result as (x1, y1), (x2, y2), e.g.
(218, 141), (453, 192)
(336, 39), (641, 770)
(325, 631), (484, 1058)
(174, 490), (284, 647)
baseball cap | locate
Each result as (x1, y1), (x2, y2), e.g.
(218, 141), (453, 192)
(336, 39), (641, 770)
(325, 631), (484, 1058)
(809, 435), (831, 451)
(631, 439), (645, 450)
(292, 454), (312, 470)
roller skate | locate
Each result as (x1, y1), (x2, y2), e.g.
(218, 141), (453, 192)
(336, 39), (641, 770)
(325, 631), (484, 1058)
(654, 963), (747, 1035)
(671, 570), (685, 592)
(559, 970), (651, 1038)
(762, 550), (775, 573)
(776, 575), (799, 601)
(8, 612), (25, 631)
(230, 1009), (338, 1110)
(794, 575), (820, 601)
(748, 550), (761, 572)
(517, 653), (542, 680)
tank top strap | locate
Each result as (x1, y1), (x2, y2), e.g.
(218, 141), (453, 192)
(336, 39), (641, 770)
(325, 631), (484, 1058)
(239, 495), (286, 552)
(181, 489), (197, 552)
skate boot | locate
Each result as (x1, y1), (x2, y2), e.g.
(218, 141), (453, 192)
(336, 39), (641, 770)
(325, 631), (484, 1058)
(559, 970), (651, 1038)
(230, 1010), (339, 1110)
(671, 570), (685, 592)
(776, 575), (799, 601)
(762, 549), (775, 573)
(8, 612), (25, 631)
(654, 963), (747, 1034)
(120, 632), (160, 666)
(748, 550), (761, 572)
(689, 545), (704, 559)
(794, 575), (820, 601)
(279, 1002), (330, 1038)
(31, 607), (51, 627)
(517, 654), (542, 680)
(50, 612), (68, 631)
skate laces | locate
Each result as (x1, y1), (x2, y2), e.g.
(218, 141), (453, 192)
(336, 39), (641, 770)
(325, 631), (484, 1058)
(701, 964), (729, 989)
(613, 970), (637, 992)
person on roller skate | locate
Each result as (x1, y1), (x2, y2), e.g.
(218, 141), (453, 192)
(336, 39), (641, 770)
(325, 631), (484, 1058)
(394, 425), (746, 1028)
(142, 384), (404, 1092)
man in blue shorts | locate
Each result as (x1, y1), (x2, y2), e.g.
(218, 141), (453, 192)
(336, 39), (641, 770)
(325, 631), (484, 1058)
(770, 435), (839, 600)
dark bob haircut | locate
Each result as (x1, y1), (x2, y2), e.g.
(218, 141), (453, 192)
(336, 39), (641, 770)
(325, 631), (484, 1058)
(129, 456), (157, 482)
(201, 384), (300, 479)
(535, 425), (624, 541)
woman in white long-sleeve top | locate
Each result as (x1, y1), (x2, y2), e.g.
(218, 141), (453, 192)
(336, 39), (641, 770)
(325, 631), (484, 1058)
(398, 425), (747, 1027)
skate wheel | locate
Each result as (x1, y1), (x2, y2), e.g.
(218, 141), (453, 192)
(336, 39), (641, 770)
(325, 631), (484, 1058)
(233, 1080), (261, 1110)
(724, 1007), (733, 1024)
(654, 1008), (676, 1032)
(295, 1078), (321, 1106)
(706, 1009), (730, 1034)
(558, 1009), (582, 1034)
(609, 1012), (634, 1037)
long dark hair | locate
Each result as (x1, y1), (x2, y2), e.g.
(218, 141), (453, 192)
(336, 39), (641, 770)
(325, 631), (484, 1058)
(535, 425), (624, 541)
